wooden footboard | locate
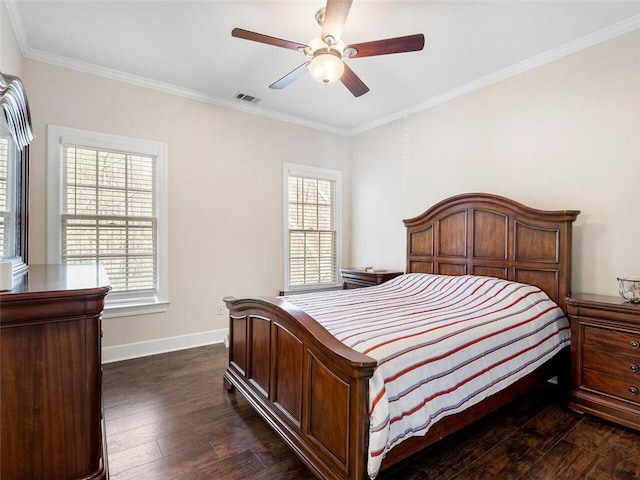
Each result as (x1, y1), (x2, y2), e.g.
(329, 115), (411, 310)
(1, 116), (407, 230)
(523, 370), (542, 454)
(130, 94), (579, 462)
(222, 194), (578, 480)
(223, 294), (569, 480)
(222, 296), (377, 480)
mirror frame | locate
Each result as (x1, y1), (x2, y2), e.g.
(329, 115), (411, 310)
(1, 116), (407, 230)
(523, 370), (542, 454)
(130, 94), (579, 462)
(0, 72), (33, 275)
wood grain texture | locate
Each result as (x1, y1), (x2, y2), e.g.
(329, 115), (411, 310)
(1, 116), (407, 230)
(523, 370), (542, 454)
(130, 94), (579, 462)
(221, 193), (580, 480)
(321, 0), (353, 44)
(346, 34), (425, 58)
(231, 28), (307, 51)
(339, 63), (369, 98)
(103, 345), (640, 480)
(404, 193), (580, 310)
(567, 294), (640, 430)
(274, 324), (303, 424)
(0, 264), (110, 480)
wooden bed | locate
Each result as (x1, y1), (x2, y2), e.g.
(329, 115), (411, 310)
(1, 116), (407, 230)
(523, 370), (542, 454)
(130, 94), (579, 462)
(223, 193), (580, 480)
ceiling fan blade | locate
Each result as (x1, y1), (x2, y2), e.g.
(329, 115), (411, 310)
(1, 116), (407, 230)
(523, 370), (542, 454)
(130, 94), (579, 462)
(269, 62), (310, 90)
(321, 0), (353, 42)
(232, 28), (307, 52)
(346, 34), (425, 58)
(340, 63), (369, 97)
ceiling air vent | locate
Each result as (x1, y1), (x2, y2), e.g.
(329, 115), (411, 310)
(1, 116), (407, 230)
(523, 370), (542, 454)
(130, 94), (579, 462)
(235, 92), (261, 104)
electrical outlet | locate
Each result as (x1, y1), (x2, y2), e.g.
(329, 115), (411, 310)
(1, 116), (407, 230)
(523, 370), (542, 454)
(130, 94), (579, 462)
(216, 303), (226, 315)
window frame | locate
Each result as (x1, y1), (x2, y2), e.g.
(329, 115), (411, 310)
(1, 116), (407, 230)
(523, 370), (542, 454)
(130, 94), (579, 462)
(283, 162), (342, 293)
(47, 125), (169, 317)
(0, 134), (17, 258)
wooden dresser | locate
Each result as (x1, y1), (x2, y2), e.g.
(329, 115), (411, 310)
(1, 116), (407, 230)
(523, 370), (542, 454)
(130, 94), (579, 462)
(566, 293), (640, 430)
(0, 264), (111, 480)
(340, 268), (404, 289)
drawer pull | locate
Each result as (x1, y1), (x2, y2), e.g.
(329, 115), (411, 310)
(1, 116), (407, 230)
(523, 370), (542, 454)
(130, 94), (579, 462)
(630, 387), (639, 395)
(631, 341), (640, 349)
(631, 364), (640, 373)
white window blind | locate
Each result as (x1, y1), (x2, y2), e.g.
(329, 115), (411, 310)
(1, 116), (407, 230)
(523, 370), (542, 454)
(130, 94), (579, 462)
(0, 137), (8, 256)
(48, 125), (168, 317)
(284, 164), (341, 291)
(62, 145), (156, 293)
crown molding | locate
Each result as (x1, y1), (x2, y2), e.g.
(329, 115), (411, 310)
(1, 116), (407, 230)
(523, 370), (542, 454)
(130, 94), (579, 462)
(5, 1), (638, 138)
(3, 1), (28, 57)
(349, 14), (640, 136)
(23, 46), (351, 136)
(3, 1), (349, 136)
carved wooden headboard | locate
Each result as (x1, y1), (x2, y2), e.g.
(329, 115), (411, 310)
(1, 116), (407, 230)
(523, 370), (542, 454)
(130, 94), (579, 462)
(404, 193), (580, 310)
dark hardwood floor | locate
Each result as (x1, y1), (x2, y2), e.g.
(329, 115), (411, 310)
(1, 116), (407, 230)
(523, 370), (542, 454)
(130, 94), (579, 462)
(103, 344), (640, 480)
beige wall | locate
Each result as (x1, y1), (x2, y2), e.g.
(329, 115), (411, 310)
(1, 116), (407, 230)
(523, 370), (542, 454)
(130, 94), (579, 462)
(0, 1), (22, 76)
(22, 60), (352, 348)
(10, 22), (639, 350)
(351, 31), (640, 297)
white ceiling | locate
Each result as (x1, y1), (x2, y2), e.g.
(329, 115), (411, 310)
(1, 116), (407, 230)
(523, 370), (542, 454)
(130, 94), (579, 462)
(6, 1), (640, 135)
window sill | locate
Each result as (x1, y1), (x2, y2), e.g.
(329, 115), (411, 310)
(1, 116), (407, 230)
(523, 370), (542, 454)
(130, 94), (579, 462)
(103, 300), (170, 318)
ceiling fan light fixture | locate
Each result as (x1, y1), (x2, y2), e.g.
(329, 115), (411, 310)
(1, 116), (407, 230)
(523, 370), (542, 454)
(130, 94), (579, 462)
(232, 0), (425, 96)
(309, 51), (344, 84)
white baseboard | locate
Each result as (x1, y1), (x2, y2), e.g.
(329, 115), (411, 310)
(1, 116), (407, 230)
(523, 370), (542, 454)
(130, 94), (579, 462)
(102, 328), (228, 364)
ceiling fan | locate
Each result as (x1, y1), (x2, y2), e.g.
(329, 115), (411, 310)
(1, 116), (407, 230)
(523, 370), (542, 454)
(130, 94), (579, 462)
(231, 0), (425, 97)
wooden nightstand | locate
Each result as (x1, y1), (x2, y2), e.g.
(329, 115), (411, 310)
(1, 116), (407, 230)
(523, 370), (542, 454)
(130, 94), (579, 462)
(339, 268), (404, 290)
(566, 293), (640, 430)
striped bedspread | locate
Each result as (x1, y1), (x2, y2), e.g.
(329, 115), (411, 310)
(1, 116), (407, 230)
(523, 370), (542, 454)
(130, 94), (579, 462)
(282, 273), (570, 478)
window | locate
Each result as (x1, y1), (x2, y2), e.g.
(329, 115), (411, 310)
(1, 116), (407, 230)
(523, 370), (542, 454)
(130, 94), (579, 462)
(284, 163), (342, 292)
(0, 136), (11, 257)
(47, 126), (168, 317)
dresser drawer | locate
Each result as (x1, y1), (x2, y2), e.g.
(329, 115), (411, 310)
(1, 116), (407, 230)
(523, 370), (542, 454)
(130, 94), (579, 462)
(567, 294), (640, 430)
(583, 350), (640, 382)
(584, 325), (640, 356)
(583, 369), (640, 405)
